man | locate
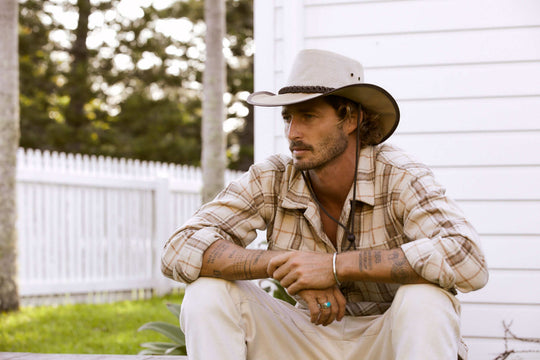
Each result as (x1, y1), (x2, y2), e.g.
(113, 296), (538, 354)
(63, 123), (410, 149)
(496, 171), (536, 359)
(161, 49), (488, 359)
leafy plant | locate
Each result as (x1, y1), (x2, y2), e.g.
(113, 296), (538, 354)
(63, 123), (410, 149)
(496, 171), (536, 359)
(137, 280), (295, 355)
(138, 303), (186, 355)
(259, 278), (297, 306)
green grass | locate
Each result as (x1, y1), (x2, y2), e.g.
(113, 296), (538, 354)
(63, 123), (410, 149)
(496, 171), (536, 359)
(0, 292), (184, 354)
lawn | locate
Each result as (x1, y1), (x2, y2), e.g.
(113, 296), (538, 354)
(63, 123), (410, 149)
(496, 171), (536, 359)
(0, 291), (184, 354)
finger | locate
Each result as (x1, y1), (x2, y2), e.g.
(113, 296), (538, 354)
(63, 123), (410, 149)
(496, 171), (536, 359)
(284, 276), (304, 296)
(304, 295), (321, 324)
(285, 272), (315, 295)
(330, 298), (340, 326)
(280, 268), (311, 295)
(316, 298), (332, 326)
(278, 272), (298, 292)
(334, 288), (347, 322)
(272, 262), (291, 282)
(267, 253), (291, 279)
(321, 298), (338, 326)
(318, 306), (332, 326)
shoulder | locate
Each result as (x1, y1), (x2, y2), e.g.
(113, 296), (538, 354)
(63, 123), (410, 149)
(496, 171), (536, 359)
(373, 143), (433, 178)
(374, 144), (446, 196)
(372, 143), (446, 198)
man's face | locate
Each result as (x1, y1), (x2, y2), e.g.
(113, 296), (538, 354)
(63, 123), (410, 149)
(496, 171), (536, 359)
(281, 98), (349, 171)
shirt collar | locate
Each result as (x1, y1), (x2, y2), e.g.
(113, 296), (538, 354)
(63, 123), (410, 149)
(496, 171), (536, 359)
(280, 145), (376, 210)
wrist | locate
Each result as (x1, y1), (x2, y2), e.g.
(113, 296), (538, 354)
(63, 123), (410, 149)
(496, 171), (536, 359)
(335, 251), (356, 283)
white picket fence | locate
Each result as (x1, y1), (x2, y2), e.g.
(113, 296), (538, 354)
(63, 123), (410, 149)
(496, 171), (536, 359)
(15, 148), (244, 304)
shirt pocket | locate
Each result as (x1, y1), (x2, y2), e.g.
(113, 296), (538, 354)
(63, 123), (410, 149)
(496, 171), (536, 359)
(270, 211), (325, 251)
(356, 232), (407, 250)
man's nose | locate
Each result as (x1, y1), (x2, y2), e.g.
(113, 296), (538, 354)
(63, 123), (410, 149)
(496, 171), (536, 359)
(286, 118), (302, 140)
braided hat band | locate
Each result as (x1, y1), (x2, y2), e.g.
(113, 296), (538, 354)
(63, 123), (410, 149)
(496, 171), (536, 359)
(278, 86), (335, 94)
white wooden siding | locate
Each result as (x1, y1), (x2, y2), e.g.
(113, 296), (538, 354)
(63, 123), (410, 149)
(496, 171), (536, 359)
(253, 0), (540, 358)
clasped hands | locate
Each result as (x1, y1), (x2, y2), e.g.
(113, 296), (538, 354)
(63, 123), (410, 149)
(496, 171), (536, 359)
(267, 251), (346, 326)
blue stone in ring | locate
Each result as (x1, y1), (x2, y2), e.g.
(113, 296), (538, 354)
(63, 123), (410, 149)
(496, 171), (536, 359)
(319, 301), (331, 309)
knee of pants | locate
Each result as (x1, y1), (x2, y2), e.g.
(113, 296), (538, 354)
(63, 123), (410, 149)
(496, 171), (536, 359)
(391, 284), (461, 324)
(181, 277), (233, 320)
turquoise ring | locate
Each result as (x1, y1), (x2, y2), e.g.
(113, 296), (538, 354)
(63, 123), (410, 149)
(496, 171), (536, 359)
(318, 301), (331, 309)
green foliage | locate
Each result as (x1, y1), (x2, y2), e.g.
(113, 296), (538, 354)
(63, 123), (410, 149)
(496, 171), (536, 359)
(137, 280), (296, 356)
(0, 293), (184, 354)
(262, 279), (297, 306)
(138, 303), (187, 355)
(18, 0), (64, 150)
(109, 93), (202, 164)
(18, 0), (254, 170)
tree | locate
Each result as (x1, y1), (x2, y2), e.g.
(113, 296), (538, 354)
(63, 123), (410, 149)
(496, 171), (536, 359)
(0, 0), (21, 312)
(18, 0), (254, 170)
(18, 0), (64, 151)
(201, 0), (226, 202)
(63, 0), (92, 153)
(18, 0), (116, 155)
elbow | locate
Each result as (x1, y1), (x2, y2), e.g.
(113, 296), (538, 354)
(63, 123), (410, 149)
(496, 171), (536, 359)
(471, 259), (490, 291)
(456, 258), (489, 293)
(160, 241), (175, 280)
(160, 256), (175, 280)
(161, 245), (200, 284)
(475, 267), (489, 290)
(161, 255), (196, 284)
(161, 243), (191, 284)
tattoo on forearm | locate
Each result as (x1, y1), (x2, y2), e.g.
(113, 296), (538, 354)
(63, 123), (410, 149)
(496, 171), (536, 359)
(206, 242), (228, 264)
(230, 250), (266, 280)
(374, 251), (382, 264)
(389, 250), (416, 283)
(205, 241), (267, 280)
(252, 251), (263, 266)
(359, 250), (374, 273)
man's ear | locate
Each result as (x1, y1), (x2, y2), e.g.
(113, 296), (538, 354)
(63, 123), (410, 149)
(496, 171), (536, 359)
(345, 107), (362, 135)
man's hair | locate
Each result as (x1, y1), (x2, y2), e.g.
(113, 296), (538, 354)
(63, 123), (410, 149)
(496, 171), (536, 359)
(323, 95), (382, 147)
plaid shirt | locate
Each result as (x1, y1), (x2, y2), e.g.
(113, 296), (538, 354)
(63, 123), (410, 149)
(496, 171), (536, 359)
(162, 143), (489, 316)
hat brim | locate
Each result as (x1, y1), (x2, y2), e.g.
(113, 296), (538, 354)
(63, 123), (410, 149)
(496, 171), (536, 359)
(247, 83), (400, 144)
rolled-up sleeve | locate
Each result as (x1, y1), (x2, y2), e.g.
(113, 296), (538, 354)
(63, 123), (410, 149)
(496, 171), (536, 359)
(398, 171), (489, 293)
(161, 158), (282, 283)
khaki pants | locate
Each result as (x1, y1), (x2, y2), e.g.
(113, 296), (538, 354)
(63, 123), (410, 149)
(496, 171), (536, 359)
(180, 278), (465, 360)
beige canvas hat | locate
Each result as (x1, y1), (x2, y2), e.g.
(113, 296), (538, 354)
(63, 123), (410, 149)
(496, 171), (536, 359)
(247, 49), (400, 144)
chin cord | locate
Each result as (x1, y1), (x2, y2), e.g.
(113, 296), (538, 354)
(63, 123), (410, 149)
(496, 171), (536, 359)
(301, 104), (362, 252)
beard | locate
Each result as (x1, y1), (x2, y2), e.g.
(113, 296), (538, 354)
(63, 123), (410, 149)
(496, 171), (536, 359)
(290, 129), (349, 171)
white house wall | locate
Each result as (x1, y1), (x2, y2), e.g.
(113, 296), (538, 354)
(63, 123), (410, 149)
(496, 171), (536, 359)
(253, 0), (540, 358)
